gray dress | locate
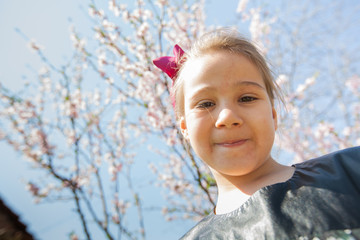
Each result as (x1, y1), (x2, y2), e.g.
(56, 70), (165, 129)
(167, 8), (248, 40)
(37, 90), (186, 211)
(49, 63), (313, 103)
(180, 147), (360, 240)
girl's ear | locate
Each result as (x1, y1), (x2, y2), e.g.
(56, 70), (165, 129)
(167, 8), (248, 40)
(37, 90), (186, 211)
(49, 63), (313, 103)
(272, 107), (278, 131)
(180, 117), (189, 140)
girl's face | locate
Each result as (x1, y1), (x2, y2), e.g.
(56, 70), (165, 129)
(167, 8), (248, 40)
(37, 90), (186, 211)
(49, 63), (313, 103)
(180, 50), (277, 177)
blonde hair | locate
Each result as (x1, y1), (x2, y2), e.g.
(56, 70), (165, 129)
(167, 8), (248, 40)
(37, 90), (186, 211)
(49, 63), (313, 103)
(172, 28), (283, 118)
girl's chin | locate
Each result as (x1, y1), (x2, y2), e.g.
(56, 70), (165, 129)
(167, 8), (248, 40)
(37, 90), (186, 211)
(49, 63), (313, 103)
(211, 162), (257, 176)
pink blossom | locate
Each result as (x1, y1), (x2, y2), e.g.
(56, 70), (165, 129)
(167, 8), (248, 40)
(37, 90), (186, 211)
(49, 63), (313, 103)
(27, 39), (44, 52)
(114, 199), (131, 215)
(122, 10), (130, 22)
(0, 130), (5, 140)
(26, 182), (39, 196)
(70, 233), (79, 240)
(352, 102), (360, 114)
(345, 75), (360, 94)
(108, 1), (120, 17)
(112, 214), (120, 224)
(88, 6), (96, 17)
(156, 0), (168, 7)
(236, 0), (249, 13)
(102, 19), (117, 32)
(276, 74), (289, 87)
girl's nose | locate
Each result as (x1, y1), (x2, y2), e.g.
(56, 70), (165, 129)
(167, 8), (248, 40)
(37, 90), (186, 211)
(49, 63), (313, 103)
(215, 108), (243, 128)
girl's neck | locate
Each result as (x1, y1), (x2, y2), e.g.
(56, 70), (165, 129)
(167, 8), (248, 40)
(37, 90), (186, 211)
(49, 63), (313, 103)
(212, 158), (295, 215)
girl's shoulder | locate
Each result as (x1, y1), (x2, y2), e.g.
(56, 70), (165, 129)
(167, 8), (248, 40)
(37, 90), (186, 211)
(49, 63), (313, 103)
(295, 146), (360, 168)
(293, 147), (360, 176)
(289, 147), (360, 191)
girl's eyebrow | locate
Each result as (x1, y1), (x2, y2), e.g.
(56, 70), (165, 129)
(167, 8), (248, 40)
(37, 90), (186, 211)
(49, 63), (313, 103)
(188, 80), (265, 102)
(235, 81), (265, 89)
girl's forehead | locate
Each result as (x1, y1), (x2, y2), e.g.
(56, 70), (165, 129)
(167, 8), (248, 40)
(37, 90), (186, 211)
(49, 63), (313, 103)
(184, 50), (226, 68)
(181, 51), (263, 87)
(180, 52), (226, 83)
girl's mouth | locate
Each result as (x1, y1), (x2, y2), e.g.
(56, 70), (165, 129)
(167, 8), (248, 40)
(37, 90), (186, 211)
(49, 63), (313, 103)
(216, 139), (247, 147)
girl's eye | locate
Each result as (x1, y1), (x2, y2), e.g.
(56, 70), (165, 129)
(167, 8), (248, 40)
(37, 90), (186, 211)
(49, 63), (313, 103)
(239, 96), (257, 103)
(196, 101), (215, 109)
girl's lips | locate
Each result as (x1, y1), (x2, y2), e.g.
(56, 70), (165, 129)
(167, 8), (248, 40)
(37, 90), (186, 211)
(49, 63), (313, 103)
(215, 139), (247, 147)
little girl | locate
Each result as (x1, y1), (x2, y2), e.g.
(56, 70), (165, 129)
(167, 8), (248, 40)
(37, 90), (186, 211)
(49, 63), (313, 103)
(153, 29), (360, 239)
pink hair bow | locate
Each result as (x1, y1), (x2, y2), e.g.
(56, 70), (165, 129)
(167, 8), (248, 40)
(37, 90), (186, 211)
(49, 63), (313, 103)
(153, 44), (185, 80)
(153, 44), (185, 108)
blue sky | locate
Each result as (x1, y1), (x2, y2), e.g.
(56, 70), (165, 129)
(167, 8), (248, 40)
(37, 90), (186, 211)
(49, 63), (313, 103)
(0, 1), (239, 239)
(0, 1), (97, 238)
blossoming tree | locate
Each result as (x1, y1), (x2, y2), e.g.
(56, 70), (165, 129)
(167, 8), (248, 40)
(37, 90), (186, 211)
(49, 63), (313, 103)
(0, 0), (359, 239)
